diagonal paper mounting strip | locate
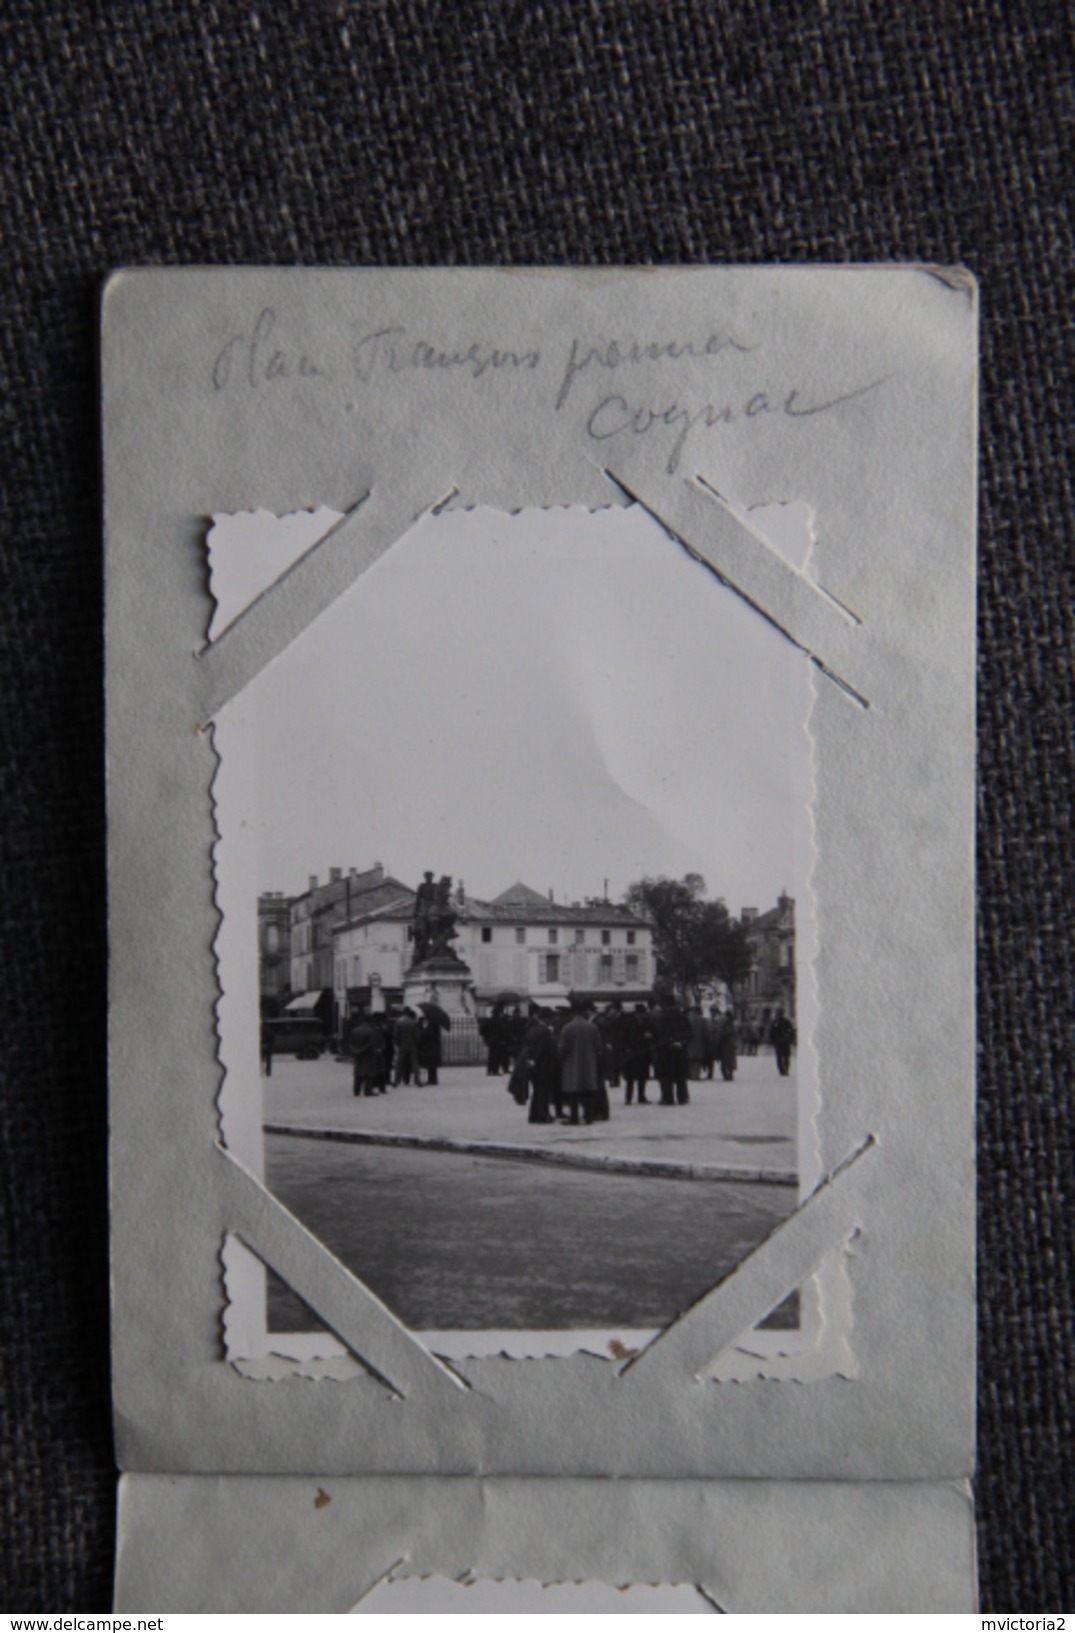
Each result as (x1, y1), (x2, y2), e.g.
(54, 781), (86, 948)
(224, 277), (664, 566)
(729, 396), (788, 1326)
(601, 458), (873, 706)
(619, 1136), (876, 1383)
(218, 1145), (469, 1398)
(197, 477), (455, 721)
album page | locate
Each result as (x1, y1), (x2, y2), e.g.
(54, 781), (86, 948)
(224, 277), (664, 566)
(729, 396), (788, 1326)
(104, 264), (977, 1610)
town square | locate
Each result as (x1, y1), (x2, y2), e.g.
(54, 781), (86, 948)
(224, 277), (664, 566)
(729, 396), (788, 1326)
(259, 865), (800, 1338)
(209, 502), (814, 1344)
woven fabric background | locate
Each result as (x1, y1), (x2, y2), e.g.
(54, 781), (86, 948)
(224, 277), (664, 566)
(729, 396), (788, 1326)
(1, 0), (1071, 1611)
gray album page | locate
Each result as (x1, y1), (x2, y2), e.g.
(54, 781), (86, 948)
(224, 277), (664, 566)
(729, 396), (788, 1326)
(104, 265), (977, 1606)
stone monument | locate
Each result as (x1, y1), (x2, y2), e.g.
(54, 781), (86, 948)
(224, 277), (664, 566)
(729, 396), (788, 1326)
(402, 871), (474, 1013)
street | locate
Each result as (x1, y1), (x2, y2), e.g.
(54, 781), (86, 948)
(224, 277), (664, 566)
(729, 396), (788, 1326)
(265, 1134), (797, 1331)
(262, 1053), (800, 1333)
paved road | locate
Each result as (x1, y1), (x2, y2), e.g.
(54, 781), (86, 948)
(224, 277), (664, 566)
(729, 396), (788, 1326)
(265, 1134), (797, 1332)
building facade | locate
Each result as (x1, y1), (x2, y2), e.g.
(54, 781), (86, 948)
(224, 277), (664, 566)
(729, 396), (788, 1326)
(288, 863), (407, 995)
(455, 882), (654, 1010)
(331, 878), (656, 1028)
(332, 895), (416, 1026)
(257, 891), (292, 1014)
(739, 892), (796, 1034)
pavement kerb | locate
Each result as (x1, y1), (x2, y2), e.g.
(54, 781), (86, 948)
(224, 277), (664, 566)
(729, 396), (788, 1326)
(263, 1119), (797, 1186)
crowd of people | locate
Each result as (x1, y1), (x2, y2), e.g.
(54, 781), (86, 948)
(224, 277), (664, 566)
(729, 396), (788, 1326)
(348, 1005), (445, 1096)
(483, 997), (797, 1126)
(332, 995), (795, 1112)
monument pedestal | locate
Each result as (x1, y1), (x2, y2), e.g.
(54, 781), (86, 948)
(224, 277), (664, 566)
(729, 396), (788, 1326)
(401, 954), (474, 1014)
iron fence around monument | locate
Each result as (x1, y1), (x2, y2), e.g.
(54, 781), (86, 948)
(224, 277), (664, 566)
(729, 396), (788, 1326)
(441, 1014), (485, 1066)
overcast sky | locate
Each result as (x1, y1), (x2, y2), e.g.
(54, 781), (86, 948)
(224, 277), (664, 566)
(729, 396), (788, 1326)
(214, 504), (812, 913)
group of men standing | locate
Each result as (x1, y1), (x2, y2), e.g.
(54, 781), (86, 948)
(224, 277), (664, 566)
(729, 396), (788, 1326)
(345, 995), (796, 1106)
(349, 1006), (444, 1097)
(486, 997), (796, 1125)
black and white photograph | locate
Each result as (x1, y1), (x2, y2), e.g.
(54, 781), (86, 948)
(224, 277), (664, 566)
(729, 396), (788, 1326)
(213, 501), (816, 1358)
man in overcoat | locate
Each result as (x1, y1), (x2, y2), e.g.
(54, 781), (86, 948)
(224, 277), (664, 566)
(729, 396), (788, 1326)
(651, 996), (691, 1105)
(392, 1007), (421, 1085)
(417, 1012), (442, 1085)
(714, 1007), (738, 1081)
(522, 1008), (558, 1124)
(687, 1005), (710, 1079)
(596, 999), (628, 1087)
(621, 1003), (653, 1105)
(350, 1008), (384, 1098)
(557, 1001), (604, 1125)
(481, 1003), (512, 1076)
(769, 1008), (795, 1077)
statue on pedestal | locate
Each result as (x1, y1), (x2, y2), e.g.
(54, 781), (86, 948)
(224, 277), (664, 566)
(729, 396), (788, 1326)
(405, 868), (474, 1016)
(412, 871), (464, 968)
(412, 870), (436, 966)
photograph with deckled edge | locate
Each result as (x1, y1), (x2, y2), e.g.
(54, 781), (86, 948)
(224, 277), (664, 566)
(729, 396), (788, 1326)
(210, 501), (823, 1364)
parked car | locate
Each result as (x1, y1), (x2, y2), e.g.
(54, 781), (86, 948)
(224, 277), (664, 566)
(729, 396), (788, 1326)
(262, 1016), (327, 1060)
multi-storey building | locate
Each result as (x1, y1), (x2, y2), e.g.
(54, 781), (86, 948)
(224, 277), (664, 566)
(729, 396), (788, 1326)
(331, 878), (655, 1027)
(455, 882), (654, 1010)
(332, 889), (417, 1025)
(287, 864), (414, 1032)
(288, 864), (398, 994)
(739, 892), (796, 1034)
(257, 891), (292, 1014)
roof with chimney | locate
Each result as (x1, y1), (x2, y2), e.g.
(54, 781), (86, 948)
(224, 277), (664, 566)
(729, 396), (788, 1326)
(326, 878), (417, 930)
(464, 882), (650, 929)
(741, 893), (795, 938)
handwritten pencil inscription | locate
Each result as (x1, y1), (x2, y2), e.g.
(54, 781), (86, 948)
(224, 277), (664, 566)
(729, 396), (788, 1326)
(352, 324), (540, 382)
(211, 308), (323, 391)
(585, 378), (889, 474)
(208, 305), (889, 474)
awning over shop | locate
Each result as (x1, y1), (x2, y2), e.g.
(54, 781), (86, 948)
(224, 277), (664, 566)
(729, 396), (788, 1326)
(285, 990), (328, 1013)
(527, 983), (571, 1005)
(471, 984), (656, 1011)
(568, 988), (655, 1007)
